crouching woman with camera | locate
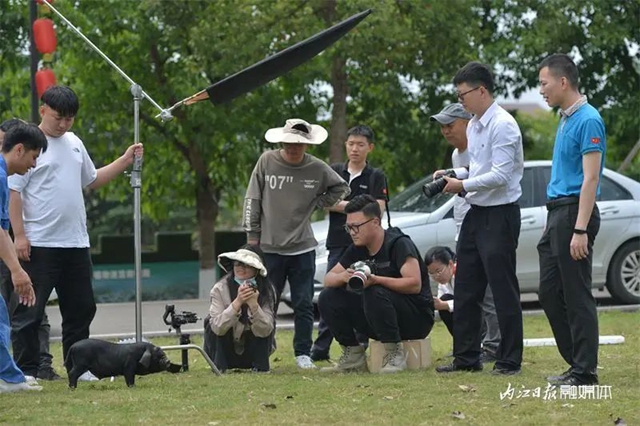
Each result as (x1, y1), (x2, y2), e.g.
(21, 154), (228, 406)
(318, 195), (434, 374)
(203, 245), (276, 373)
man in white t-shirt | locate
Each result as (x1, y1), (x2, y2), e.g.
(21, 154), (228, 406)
(430, 103), (501, 364)
(9, 86), (143, 380)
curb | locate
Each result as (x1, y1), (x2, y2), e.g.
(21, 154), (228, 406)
(51, 304), (638, 342)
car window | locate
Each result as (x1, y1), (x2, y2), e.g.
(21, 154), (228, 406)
(539, 166), (632, 201)
(598, 176), (633, 201)
(519, 168), (535, 208)
(388, 176), (454, 213)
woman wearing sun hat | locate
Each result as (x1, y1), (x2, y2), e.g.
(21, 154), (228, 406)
(204, 244), (276, 372)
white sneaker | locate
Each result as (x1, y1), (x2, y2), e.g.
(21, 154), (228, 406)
(78, 371), (100, 382)
(24, 375), (39, 386)
(0, 379), (42, 393)
(295, 355), (317, 369)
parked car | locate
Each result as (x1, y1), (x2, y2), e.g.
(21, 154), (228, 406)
(282, 160), (640, 307)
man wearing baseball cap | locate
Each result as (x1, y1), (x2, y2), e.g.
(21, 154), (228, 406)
(430, 103), (502, 364)
(243, 118), (350, 369)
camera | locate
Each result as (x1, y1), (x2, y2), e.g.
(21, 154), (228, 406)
(347, 260), (377, 293)
(422, 169), (457, 198)
(162, 304), (199, 331)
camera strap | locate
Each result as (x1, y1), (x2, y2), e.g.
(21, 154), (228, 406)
(369, 168), (392, 228)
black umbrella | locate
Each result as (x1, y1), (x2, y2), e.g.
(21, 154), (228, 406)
(161, 9), (371, 115)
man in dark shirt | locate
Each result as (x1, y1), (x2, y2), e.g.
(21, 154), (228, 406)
(319, 195), (434, 373)
(311, 125), (387, 362)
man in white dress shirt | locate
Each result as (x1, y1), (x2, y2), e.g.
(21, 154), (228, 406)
(434, 62), (524, 375)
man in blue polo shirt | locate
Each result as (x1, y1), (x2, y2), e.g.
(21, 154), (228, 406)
(0, 122), (47, 393)
(537, 53), (606, 386)
(310, 125), (387, 362)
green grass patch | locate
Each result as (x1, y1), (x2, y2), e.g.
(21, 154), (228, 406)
(2, 311), (638, 425)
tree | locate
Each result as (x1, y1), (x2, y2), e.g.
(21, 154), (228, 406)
(478, 0), (640, 173)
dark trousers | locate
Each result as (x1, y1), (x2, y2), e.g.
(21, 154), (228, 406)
(263, 251), (315, 357)
(1, 263), (53, 370)
(203, 322), (270, 372)
(453, 203), (522, 371)
(312, 248), (368, 356)
(11, 247), (96, 376)
(438, 293), (454, 336)
(538, 201), (600, 382)
(318, 285), (434, 345)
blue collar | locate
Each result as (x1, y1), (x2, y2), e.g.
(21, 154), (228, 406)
(0, 155), (7, 174)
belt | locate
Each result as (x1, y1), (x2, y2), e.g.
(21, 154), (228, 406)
(546, 196), (579, 211)
(470, 202), (517, 210)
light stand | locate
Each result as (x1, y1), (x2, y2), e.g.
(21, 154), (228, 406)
(41, 0), (220, 375)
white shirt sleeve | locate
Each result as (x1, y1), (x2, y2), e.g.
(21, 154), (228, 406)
(80, 144), (98, 188)
(463, 121), (520, 192)
(8, 170), (31, 192)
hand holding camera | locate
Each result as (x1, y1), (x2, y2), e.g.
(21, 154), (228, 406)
(346, 260), (377, 293)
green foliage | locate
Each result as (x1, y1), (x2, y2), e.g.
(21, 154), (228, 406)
(1, 0), (638, 267)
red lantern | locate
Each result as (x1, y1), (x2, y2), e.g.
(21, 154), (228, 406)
(35, 68), (56, 98)
(33, 18), (57, 54)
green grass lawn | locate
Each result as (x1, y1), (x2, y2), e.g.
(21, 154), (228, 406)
(2, 311), (638, 425)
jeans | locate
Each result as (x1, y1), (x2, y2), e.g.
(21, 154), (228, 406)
(0, 297), (25, 383)
(263, 251), (315, 357)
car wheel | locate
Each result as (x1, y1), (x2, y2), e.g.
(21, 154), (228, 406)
(606, 240), (640, 305)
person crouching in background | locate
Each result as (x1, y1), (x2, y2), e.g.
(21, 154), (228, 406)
(424, 246), (456, 337)
(204, 245), (276, 373)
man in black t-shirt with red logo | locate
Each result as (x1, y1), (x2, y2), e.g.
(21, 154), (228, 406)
(311, 125), (387, 362)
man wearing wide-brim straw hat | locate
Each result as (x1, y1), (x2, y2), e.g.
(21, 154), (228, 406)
(243, 118), (350, 370)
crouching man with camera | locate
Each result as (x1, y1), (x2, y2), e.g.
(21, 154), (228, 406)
(318, 195), (434, 374)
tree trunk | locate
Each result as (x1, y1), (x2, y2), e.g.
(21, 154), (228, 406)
(330, 54), (348, 164)
(617, 138), (640, 174)
(319, 0), (348, 164)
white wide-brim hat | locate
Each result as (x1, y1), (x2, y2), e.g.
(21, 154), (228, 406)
(218, 249), (267, 277)
(264, 118), (328, 145)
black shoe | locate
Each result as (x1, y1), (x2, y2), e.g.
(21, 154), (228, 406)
(310, 351), (330, 362)
(436, 362), (482, 373)
(37, 366), (62, 381)
(480, 350), (498, 364)
(490, 366), (521, 376)
(555, 374), (598, 386)
(546, 368), (573, 383)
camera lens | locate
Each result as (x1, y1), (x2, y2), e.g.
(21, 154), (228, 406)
(347, 272), (367, 293)
(422, 177), (448, 198)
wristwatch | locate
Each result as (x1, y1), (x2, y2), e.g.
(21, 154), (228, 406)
(573, 228), (587, 235)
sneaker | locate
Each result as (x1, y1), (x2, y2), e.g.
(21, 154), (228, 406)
(24, 375), (39, 386)
(320, 345), (367, 373)
(37, 366), (62, 381)
(379, 342), (407, 374)
(0, 379), (42, 393)
(78, 371), (100, 382)
(295, 355), (317, 370)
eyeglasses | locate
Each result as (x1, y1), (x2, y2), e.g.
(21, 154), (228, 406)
(343, 218), (375, 235)
(428, 266), (448, 278)
(457, 86), (481, 101)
